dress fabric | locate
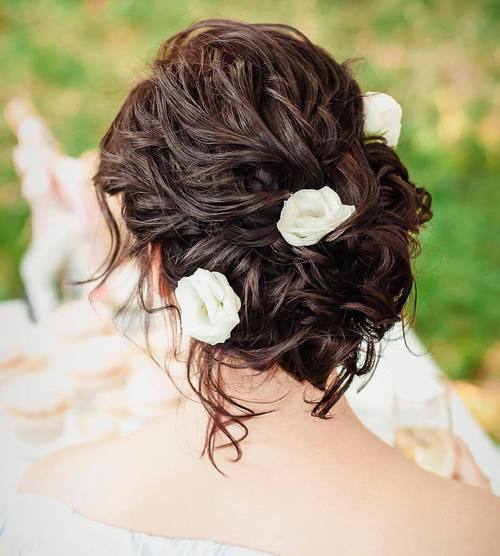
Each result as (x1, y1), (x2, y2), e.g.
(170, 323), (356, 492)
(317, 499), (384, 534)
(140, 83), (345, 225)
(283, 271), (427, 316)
(0, 493), (274, 556)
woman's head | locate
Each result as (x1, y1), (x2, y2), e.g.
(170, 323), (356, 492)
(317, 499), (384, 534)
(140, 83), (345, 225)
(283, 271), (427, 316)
(93, 19), (432, 466)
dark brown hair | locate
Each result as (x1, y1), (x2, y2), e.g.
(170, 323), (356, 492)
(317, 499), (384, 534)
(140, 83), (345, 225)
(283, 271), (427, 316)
(93, 19), (432, 468)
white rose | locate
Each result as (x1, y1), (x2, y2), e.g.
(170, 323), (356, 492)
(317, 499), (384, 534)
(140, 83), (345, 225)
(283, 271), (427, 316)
(363, 92), (402, 148)
(175, 268), (241, 346)
(276, 186), (355, 247)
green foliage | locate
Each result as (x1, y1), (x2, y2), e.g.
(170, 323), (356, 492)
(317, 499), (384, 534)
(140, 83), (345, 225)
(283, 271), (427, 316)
(0, 0), (498, 379)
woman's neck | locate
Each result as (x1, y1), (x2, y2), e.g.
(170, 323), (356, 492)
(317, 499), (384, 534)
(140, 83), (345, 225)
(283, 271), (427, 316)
(170, 363), (360, 463)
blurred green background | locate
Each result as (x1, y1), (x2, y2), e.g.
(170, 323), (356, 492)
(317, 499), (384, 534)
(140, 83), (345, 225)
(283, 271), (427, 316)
(0, 0), (499, 381)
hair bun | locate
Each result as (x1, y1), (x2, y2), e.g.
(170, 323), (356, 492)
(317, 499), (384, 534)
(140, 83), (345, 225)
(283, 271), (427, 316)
(93, 19), (432, 467)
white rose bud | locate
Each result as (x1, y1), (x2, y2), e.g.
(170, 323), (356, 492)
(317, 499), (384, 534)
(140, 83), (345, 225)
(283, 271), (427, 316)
(363, 92), (402, 148)
(277, 186), (355, 247)
(175, 268), (241, 346)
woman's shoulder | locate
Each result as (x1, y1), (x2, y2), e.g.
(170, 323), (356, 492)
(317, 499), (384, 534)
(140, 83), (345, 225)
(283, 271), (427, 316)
(0, 492), (271, 556)
(0, 491), (135, 556)
(18, 418), (171, 521)
(377, 452), (500, 554)
(10, 418), (273, 556)
(16, 421), (500, 556)
(18, 437), (115, 511)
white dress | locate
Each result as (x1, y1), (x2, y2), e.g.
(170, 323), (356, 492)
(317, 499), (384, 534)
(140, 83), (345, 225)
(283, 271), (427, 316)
(0, 493), (274, 556)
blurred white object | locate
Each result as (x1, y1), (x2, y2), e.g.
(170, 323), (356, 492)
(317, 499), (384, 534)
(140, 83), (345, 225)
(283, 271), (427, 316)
(394, 368), (447, 402)
(93, 261), (140, 310)
(5, 98), (103, 322)
(74, 409), (121, 443)
(125, 355), (179, 420)
(0, 301), (57, 388)
(61, 334), (130, 405)
(1, 372), (70, 445)
(48, 299), (113, 340)
(0, 301), (30, 368)
(94, 388), (129, 418)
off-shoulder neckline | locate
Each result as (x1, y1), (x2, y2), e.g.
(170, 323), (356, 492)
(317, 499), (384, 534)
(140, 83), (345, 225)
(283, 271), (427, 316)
(10, 492), (274, 555)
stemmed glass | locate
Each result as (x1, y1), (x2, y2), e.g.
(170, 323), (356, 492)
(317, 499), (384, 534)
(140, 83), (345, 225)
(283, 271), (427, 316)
(393, 372), (455, 478)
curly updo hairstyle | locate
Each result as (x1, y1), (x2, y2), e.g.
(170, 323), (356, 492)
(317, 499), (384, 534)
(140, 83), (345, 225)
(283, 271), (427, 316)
(94, 19), (432, 467)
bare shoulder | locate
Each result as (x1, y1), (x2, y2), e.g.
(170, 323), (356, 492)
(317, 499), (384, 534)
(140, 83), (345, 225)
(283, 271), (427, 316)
(17, 416), (500, 556)
(305, 432), (500, 556)
(438, 477), (500, 544)
(391, 459), (500, 555)
(17, 417), (174, 519)
(18, 437), (118, 507)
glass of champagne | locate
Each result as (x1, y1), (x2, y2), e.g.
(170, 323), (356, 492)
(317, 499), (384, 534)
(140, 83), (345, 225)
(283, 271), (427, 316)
(393, 372), (454, 478)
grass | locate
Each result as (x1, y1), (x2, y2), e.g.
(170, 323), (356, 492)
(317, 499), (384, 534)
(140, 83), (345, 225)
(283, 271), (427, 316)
(0, 0), (498, 379)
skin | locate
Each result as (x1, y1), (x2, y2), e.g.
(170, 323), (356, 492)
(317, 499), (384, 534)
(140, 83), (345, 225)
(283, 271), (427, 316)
(19, 366), (500, 555)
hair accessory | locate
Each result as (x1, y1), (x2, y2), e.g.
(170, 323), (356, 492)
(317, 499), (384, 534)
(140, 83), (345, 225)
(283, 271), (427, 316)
(277, 186), (355, 247)
(362, 92), (402, 148)
(175, 268), (241, 345)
